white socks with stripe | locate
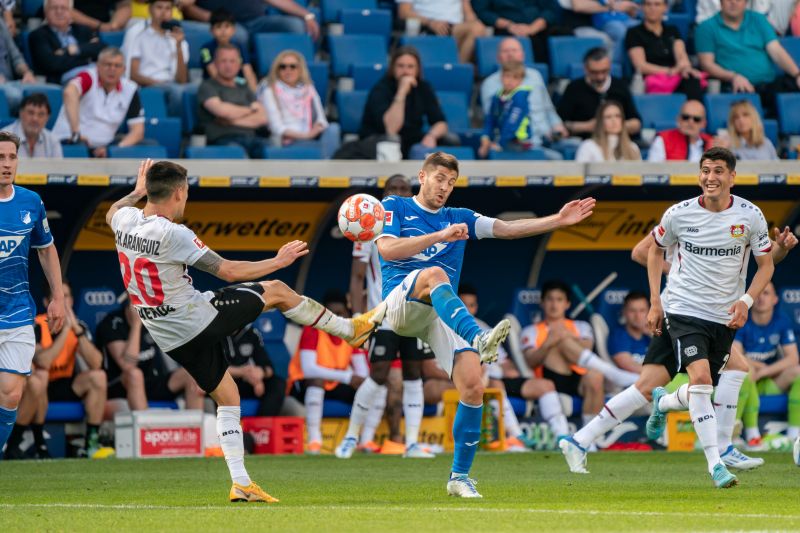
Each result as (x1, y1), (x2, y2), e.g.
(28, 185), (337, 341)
(345, 377), (382, 441)
(714, 370), (745, 451)
(403, 379), (424, 447)
(657, 384), (689, 412)
(304, 386), (325, 443)
(689, 384), (721, 474)
(577, 349), (639, 387)
(539, 391), (569, 437)
(360, 385), (387, 444)
(284, 297), (353, 339)
(217, 406), (250, 486)
(574, 385), (648, 449)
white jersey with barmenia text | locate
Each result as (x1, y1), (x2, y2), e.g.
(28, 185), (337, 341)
(652, 195), (771, 325)
(111, 206), (218, 351)
(352, 240), (382, 310)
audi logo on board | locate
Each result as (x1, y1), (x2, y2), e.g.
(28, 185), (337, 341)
(83, 291), (116, 306)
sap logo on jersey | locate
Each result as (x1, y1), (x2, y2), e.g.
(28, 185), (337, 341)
(0, 236), (25, 258)
(412, 242), (448, 260)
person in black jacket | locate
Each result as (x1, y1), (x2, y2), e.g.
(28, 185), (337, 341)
(30, 0), (105, 84)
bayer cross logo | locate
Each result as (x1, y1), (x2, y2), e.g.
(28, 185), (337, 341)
(684, 346), (698, 357)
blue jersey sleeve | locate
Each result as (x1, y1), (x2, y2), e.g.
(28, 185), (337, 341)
(452, 208), (480, 240)
(31, 199), (53, 248)
(777, 313), (797, 346)
(381, 196), (403, 238)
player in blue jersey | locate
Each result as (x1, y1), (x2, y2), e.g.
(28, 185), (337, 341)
(0, 131), (65, 455)
(375, 152), (595, 497)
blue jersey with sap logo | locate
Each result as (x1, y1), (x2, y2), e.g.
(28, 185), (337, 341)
(607, 326), (650, 365)
(735, 311), (797, 366)
(0, 185), (53, 329)
(378, 195), (481, 299)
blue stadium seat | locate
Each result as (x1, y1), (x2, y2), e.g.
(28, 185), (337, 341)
(241, 399), (260, 417)
(108, 145), (168, 158)
(664, 13), (690, 41)
(778, 286), (800, 336)
(779, 37), (800, 72)
(509, 287), (542, 327)
(252, 33), (314, 77)
(352, 64), (386, 90)
(341, 8), (392, 37)
(776, 93), (800, 135)
(567, 61), (622, 80)
(488, 149), (548, 160)
(548, 36), (604, 79)
(0, 90), (8, 119)
(759, 394), (788, 414)
(437, 91), (470, 132)
(321, 0), (375, 23)
(409, 145), (474, 160)
(763, 118), (779, 146)
(183, 27), (209, 70)
(634, 93), (687, 129)
(22, 85), (62, 129)
(596, 288), (630, 329)
(309, 61), (330, 103)
(181, 85), (199, 134)
(322, 400), (352, 417)
(75, 287), (119, 334)
(22, 0), (43, 17)
(145, 117), (181, 158)
(46, 402), (85, 422)
(336, 90), (368, 134)
(399, 35), (459, 66)
(704, 93), (762, 132)
(139, 87), (167, 118)
(328, 35), (387, 77)
(185, 145), (248, 159)
(423, 63), (474, 108)
(61, 144), (89, 158)
(475, 36), (533, 78)
(149, 401), (179, 409)
(0, 118), (13, 129)
(263, 144), (323, 159)
(99, 30), (125, 48)
(254, 310), (291, 379)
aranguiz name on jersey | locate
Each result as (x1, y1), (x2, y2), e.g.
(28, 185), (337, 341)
(116, 230), (162, 256)
(684, 241), (742, 257)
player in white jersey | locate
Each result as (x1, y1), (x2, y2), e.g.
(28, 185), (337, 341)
(0, 131), (65, 455)
(107, 159), (386, 502)
(338, 175), (436, 459)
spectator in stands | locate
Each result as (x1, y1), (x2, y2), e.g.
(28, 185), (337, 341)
(53, 47), (145, 158)
(30, 0), (106, 85)
(716, 99), (779, 159)
(555, 0), (614, 50)
(259, 50), (341, 159)
(0, 14), (36, 111)
(575, 100), (642, 161)
(339, 46), (449, 159)
(130, 0), (183, 22)
(127, 0), (189, 116)
(472, 0), (559, 63)
(197, 44), (268, 158)
(521, 280), (639, 431)
(625, 0), (705, 101)
(696, 0), (800, 115)
(697, 0), (795, 35)
(479, 61), (537, 158)
(396, 0), (486, 63)
(607, 291), (650, 374)
(480, 37), (568, 159)
(96, 300), (204, 412)
(183, 0), (319, 43)
(0, 93), (63, 158)
(647, 99), (714, 162)
(2, 0), (17, 37)
(72, 0), (131, 32)
(227, 324), (286, 417)
(558, 47), (641, 139)
(733, 281), (800, 444)
(200, 8), (256, 92)
(286, 291), (368, 454)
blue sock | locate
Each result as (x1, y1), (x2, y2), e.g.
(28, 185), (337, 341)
(451, 400), (483, 476)
(430, 283), (482, 344)
(0, 406), (17, 457)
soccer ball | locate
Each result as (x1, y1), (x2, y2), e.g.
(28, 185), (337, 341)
(338, 194), (385, 242)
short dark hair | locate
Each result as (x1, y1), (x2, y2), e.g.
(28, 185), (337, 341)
(322, 289), (348, 308)
(210, 7), (235, 26)
(422, 151), (459, 175)
(20, 93), (51, 114)
(583, 46), (609, 64)
(384, 173), (410, 189)
(0, 131), (20, 151)
(146, 161), (187, 202)
(700, 146), (737, 171)
(458, 283), (477, 297)
(214, 42), (241, 61)
(541, 280), (572, 302)
(623, 290), (649, 307)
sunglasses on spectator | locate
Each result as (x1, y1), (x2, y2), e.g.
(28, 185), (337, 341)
(680, 114), (704, 123)
(279, 63), (299, 70)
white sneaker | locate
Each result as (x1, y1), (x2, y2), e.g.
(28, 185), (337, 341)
(404, 442), (435, 458)
(720, 445), (764, 470)
(472, 319), (511, 364)
(447, 475), (482, 498)
(793, 436), (800, 466)
(335, 437), (357, 459)
(559, 437), (589, 474)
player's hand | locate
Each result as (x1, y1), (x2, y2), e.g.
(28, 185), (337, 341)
(274, 240), (309, 268)
(558, 198), (596, 226)
(47, 296), (66, 334)
(647, 301), (664, 336)
(774, 226), (798, 251)
(134, 159), (153, 198)
(439, 223), (469, 242)
(727, 300), (749, 329)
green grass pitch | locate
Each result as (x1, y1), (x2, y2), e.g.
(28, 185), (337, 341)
(1, 451), (799, 531)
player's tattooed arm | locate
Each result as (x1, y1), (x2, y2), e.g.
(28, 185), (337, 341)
(194, 241), (308, 282)
(106, 159), (153, 226)
(194, 249), (224, 275)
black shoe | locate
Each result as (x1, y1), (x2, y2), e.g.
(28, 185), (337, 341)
(4, 446), (27, 460)
(34, 445), (51, 459)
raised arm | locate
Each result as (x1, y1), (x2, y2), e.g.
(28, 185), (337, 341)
(771, 226), (798, 264)
(106, 159), (151, 226)
(376, 223), (468, 262)
(491, 198), (595, 239)
(192, 240), (309, 282)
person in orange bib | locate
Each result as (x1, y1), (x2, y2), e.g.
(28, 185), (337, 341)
(287, 291), (368, 454)
(521, 280), (639, 431)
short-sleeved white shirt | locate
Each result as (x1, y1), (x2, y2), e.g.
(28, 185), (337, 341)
(111, 207), (218, 352)
(397, 0), (465, 24)
(128, 26), (190, 83)
(652, 195), (771, 324)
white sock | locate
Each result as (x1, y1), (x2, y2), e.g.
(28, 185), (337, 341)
(539, 391), (568, 437)
(745, 426), (762, 441)
(501, 392), (523, 438)
(304, 386), (325, 443)
(217, 406), (250, 486)
(345, 377), (382, 440)
(574, 385), (648, 449)
(689, 384), (721, 474)
(787, 426), (800, 440)
(283, 297), (353, 339)
(403, 379), (424, 447)
(360, 385), (387, 444)
(714, 371), (745, 451)
(658, 384), (690, 412)
(577, 349), (639, 387)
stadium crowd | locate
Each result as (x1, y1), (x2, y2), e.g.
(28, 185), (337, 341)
(1, 0), (800, 159)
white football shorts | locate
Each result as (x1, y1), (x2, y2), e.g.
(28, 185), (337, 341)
(0, 325), (35, 375)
